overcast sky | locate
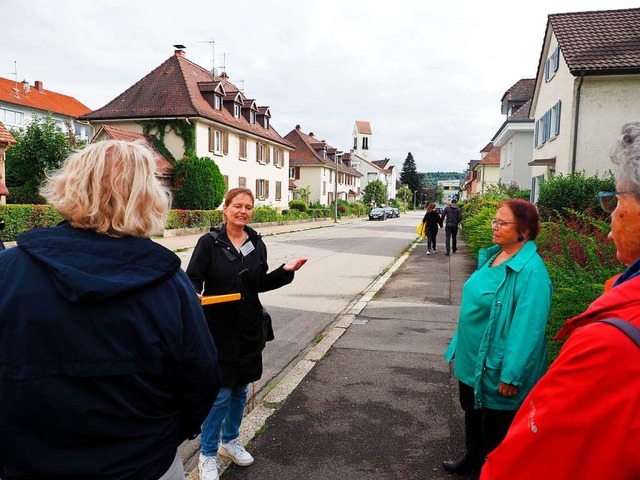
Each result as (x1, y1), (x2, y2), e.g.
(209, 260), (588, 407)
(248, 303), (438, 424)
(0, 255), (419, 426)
(2, 0), (637, 173)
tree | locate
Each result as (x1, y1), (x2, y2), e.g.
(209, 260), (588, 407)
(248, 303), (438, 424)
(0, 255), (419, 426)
(400, 152), (422, 195)
(396, 186), (411, 203)
(362, 180), (387, 207)
(173, 155), (226, 210)
(296, 186), (311, 205)
(6, 115), (74, 204)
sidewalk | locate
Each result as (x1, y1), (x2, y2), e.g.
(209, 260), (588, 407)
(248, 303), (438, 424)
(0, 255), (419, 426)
(199, 235), (477, 480)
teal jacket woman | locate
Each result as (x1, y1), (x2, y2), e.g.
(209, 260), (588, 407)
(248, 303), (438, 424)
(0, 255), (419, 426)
(444, 240), (552, 409)
(441, 199), (552, 476)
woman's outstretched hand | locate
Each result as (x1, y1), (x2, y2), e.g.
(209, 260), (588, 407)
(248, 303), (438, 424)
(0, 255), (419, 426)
(283, 258), (308, 272)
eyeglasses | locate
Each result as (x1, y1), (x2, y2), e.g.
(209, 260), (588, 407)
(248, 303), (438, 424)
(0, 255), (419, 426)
(598, 191), (634, 213)
(491, 219), (517, 229)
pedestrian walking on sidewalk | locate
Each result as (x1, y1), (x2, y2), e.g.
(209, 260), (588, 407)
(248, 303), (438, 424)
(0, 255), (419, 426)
(422, 202), (443, 255)
(443, 199), (552, 476)
(442, 198), (463, 255)
(0, 140), (221, 480)
(187, 188), (307, 480)
(481, 121), (640, 480)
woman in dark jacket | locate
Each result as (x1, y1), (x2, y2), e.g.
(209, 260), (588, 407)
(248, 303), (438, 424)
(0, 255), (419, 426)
(0, 140), (220, 480)
(422, 202), (443, 255)
(187, 187), (307, 480)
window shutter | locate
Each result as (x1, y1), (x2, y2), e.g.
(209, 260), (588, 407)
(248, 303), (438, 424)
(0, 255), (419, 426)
(223, 175), (229, 190)
(534, 119), (539, 147)
(266, 180), (270, 199)
(223, 131), (229, 155)
(239, 176), (246, 189)
(276, 181), (282, 201)
(555, 100), (561, 135)
(266, 146), (271, 164)
(295, 167), (300, 180)
(256, 142), (260, 162)
(208, 127), (214, 152)
(554, 46), (560, 71)
(545, 58), (550, 82)
(256, 179), (260, 198)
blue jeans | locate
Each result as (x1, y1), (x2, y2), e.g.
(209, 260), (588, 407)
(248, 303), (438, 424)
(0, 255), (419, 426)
(200, 384), (249, 456)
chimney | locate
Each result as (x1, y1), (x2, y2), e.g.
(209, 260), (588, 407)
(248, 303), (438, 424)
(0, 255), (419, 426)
(309, 132), (314, 137)
(295, 124), (301, 130)
(220, 72), (229, 81)
(34, 81), (44, 92)
(174, 49), (185, 57)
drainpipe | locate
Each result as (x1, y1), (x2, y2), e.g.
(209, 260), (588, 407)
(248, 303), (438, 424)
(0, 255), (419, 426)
(571, 73), (585, 174)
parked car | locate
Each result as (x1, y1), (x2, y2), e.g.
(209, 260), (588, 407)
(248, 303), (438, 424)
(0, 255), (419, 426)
(383, 207), (395, 218)
(368, 208), (387, 221)
(391, 207), (400, 218)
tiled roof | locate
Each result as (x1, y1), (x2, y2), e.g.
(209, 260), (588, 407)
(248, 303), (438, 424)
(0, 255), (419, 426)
(501, 79), (535, 103)
(550, 7), (640, 74)
(480, 142), (494, 153)
(284, 126), (362, 177)
(478, 146), (501, 166)
(81, 52), (293, 149)
(0, 121), (16, 145)
(355, 120), (372, 135)
(508, 99), (532, 121)
(0, 77), (91, 118)
(98, 125), (174, 177)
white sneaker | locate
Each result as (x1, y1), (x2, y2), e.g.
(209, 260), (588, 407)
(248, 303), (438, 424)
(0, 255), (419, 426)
(426, 250), (431, 255)
(219, 439), (254, 466)
(198, 453), (219, 480)
(433, 247), (437, 253)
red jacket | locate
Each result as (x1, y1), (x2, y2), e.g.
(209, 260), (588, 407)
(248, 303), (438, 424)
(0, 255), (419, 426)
(480, 272), (640, 480)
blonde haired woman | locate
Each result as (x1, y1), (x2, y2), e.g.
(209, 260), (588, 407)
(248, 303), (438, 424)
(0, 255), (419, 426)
(0, 140), (220, 479)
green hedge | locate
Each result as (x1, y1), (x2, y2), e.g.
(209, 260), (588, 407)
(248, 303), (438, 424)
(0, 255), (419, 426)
(165, 209), (224, 229)
(0, 204), (63, 242)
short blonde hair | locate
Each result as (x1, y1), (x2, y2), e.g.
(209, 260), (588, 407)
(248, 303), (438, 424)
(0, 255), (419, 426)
(40, 140), (171, 238)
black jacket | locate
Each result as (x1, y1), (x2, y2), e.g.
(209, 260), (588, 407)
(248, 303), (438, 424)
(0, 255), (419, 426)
(0, 222), (220, 480)
(422, 211), (443, 233)
(186, 224), (294, 387)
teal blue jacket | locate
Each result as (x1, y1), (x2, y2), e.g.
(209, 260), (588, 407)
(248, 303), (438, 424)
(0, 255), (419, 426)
(444, 240), (552, 410)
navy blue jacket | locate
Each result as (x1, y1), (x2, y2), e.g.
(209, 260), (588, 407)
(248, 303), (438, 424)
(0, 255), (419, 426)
(0, 223), (220, 479)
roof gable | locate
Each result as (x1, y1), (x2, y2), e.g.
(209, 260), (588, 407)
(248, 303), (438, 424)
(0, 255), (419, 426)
(0, 77), (91, 118)
(81, 51), (293, 149)
(0, 121), (16, 146)
(95, 125), (173, 177)
(550, 7), (640, 74)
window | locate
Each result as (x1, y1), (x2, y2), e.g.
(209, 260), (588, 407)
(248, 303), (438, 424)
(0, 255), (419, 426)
(239, 176), (247, 189)
(534, 100), (562, 148)
(250, 111), (256, 124)
(239, 137), (247, 159)
(274, 148), (283, 167)
(222, 131), (229, 155)
(1, 108), (24, 126)
(276, 181), (282, 201)
(263, 117), (269, 129)
(256, 179), (269, 200)
(234, 104), (241, 118)
(544, 46), (560, 82)
(257, 142), (266, 164)
(362, 137), (369, 150)
(214, 95), (222, 110)
(209, 127), (222, 154)
(353, 137), (357, 149)
(289, 167), (295, 179)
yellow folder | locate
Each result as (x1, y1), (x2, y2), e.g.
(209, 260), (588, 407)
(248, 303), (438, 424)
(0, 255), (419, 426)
(200, 293), (242, 305)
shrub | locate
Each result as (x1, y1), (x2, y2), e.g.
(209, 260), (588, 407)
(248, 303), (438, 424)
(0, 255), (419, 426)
(0, 204), (63, 242)
(252, 205), (279, 223)
(165, 209), (223, 229)
(289, 200), (307, 212)
(537, 171), (615, 220)
(172, 156), (225, 210)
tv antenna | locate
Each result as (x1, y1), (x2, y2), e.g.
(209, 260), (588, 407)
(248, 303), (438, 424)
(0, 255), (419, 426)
(4, 61), (19, 98)
(197, 38), (215, 76)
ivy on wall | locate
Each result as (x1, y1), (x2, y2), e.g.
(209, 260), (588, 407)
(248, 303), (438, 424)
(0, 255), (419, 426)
(140, 119), (196, 161)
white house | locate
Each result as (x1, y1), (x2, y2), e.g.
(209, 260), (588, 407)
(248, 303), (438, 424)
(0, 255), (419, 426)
(529, 7), (640, 199)
(438, 179), (461, 204)
(371, 158), (399, 200)
(285, 125), (362, 205)
(491, 79), (535, 189)
(81, 48), (294, 209)
(0, 76), (92, 140)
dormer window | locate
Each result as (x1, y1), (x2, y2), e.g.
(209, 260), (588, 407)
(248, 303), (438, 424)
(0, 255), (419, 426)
(234, 104), (241, 118)
(215, 95), (222, 110)
(250, 111), (256, 124)
(263, 117), (269, 129)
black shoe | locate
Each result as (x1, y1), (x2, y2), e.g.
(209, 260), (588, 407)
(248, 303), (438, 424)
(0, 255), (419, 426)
(453, 249), (457, 253)
(445, 252), (450, 256)
(442, 456), (482, 475)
